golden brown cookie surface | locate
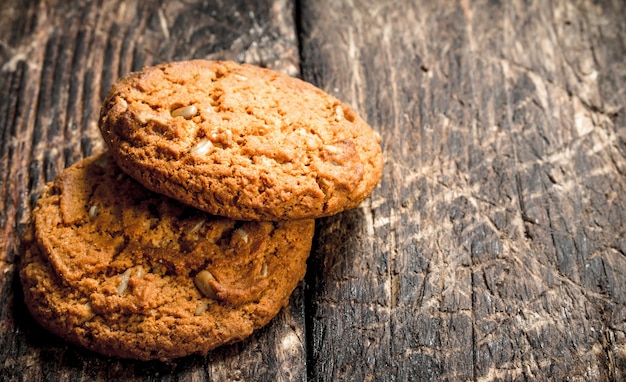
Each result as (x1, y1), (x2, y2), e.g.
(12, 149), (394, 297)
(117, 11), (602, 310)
(99, 60), (383, 220)
(20, 152), (314, 360)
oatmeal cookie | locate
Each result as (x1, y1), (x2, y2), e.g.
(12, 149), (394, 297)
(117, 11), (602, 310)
(19, 152), (314, 360)
(99, 60), (383, 220)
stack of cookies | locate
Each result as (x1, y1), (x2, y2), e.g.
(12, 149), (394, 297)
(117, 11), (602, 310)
(19, 60), (383, 360)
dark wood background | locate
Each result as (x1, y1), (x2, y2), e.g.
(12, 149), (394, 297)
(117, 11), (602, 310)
(1, 0), (625, 380)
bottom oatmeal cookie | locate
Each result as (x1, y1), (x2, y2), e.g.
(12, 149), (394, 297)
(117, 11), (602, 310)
(19, 152), (314, 360)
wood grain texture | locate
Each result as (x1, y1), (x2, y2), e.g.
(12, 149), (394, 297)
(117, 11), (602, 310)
(1, 0), (625, 381)
(300, 0), (626, 380)
(0, 0), (303, 380)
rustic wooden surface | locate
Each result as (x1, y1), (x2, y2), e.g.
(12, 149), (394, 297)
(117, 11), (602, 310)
(1, 0), (625, 380)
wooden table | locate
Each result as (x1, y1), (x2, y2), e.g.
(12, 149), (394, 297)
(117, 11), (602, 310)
(1, 0), (625, 380)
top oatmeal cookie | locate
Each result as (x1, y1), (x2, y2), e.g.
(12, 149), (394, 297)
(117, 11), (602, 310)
(99, 60), (383, 220)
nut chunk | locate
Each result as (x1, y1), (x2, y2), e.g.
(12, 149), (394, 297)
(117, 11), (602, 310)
(194, 270), (218, 299)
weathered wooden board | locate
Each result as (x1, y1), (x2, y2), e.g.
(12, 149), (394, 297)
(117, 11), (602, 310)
(0, 0), (304, 380)
(1, 0), (625, 381)
(300, 0), (626, 380)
